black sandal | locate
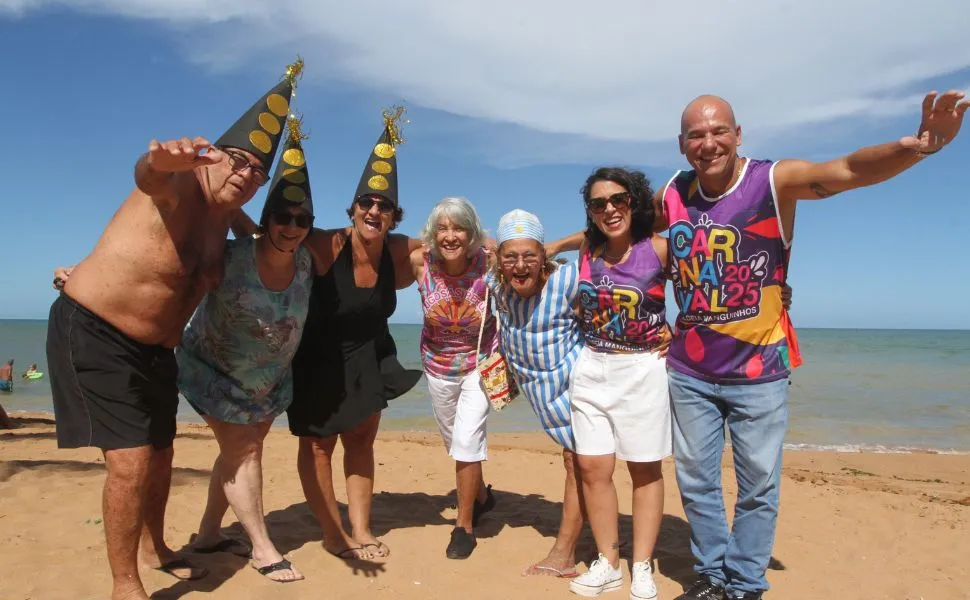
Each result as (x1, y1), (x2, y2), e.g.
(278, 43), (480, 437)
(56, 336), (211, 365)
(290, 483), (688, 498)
(252, 558), (302, 582)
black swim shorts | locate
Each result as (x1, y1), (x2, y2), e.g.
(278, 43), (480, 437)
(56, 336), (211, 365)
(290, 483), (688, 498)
(46, 294), (179, 450)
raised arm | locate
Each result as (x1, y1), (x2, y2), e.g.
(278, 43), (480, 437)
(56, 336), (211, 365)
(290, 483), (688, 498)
(545, 230), (585, 257)
(135, 137), (220, 204)
(774, 91), (967, 203)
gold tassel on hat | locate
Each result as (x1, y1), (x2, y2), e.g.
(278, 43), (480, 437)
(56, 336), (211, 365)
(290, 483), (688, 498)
(286, 113), (309, 143)
(283, 56), (305, 90)
(382, 105), (408, 146)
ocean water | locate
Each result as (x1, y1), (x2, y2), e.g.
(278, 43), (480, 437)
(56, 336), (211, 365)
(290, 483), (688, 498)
(1, 320), (967, 453)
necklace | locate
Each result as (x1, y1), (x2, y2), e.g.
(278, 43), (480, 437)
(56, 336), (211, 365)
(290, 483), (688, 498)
(602, 245), (632, 263)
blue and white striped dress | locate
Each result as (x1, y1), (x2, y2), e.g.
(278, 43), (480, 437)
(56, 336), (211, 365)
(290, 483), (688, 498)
(484, 262), (582, 450)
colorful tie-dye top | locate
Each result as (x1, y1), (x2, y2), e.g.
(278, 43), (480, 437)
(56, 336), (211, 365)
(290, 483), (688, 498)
(662, 158), (802, 384)
(419, 247), (497, 380)
(177, 236), (312, 423)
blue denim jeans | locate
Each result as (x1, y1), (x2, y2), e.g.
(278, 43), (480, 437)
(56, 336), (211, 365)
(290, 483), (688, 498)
(668, 368), (789, 597)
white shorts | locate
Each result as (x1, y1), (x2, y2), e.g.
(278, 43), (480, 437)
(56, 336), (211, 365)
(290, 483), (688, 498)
(569, 347), (672, 462)
(426, 370), (490, 462)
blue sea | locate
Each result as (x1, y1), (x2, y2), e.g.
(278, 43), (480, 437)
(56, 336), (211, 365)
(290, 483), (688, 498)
(1, 320), (967, 453)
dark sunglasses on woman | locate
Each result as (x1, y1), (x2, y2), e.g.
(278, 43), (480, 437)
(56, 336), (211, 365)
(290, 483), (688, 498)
(357, 196), (395, 213)
(586, 191), (632, 214)
(271, 211), (314, 229)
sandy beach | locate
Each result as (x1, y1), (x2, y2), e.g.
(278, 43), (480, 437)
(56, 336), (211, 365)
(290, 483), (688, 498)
(1, 412), (967, 600)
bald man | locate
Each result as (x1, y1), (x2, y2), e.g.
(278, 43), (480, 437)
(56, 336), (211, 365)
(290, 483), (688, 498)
(654, 91), (967, 600)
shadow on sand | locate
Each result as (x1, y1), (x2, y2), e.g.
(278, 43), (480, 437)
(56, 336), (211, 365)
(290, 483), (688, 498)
(151, 484), (790, 599)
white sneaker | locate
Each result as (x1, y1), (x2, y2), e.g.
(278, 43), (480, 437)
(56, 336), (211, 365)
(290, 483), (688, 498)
(630, 560), (658, 600)
(569, 554), (623, 597)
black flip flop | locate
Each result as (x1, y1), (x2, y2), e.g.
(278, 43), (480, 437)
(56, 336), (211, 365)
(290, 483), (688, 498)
(192, 537), (252, 557)
(155, 558), (209, 581)
(328, 546), (365, 561)
(252, 558), (301, 582)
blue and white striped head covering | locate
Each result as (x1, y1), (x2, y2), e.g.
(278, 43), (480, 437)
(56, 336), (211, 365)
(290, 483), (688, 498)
(496, 209), (544, 245)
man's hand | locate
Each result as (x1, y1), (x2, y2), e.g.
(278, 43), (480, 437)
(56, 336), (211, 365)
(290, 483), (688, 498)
(655, 323), (673, 357)
(782, 283), (793, 310)
(900, 91), (968, 155)
(147, 137), (220, 173)
(52, 265), (74, 290)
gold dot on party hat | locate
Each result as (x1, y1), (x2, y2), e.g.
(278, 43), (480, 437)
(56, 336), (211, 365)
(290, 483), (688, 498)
(249, 130), (272, 153)
(283, 148), (305, 167)
(283, 186), (307, 203)
(371, 160), (392, 174)
(282, 168), (306, 184)
(266, 93), (290, 117)
(258, 112), (281, 135)
(373, 143), (396, 159)
(367, 175), (389, 191)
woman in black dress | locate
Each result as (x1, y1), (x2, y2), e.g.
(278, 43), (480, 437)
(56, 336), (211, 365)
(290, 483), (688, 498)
(287, 113), (422, 560)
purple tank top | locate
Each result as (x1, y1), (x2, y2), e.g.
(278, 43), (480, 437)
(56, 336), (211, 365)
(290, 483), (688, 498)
(577, 237), (667, 353)
(663, 158), (799, 384)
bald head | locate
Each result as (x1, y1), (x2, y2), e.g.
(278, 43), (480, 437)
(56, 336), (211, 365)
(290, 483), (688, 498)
(681, 95), (737, 135)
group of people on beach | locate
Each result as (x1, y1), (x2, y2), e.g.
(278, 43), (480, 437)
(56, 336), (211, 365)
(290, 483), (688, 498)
(45, 57), (966, 600)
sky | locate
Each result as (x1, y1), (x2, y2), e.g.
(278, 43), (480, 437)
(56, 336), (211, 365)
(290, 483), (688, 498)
(0, 0), (967, 329)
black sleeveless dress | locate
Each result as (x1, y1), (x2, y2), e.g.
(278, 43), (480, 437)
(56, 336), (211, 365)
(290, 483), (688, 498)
(287, 237), (422, 438)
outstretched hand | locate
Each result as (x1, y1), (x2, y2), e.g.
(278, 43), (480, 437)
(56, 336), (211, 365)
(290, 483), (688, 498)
(147, 137), (220, 173)
(900, 91), (968, 154)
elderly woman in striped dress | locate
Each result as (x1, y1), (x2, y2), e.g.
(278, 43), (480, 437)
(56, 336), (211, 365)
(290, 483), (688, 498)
(483, 209), (588, 579)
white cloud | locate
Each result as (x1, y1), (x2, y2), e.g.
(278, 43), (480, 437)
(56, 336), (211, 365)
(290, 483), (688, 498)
(4, 0), (968, 165)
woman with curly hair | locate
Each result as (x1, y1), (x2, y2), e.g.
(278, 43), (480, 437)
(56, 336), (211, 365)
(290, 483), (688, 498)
(567, 167), (671, 600)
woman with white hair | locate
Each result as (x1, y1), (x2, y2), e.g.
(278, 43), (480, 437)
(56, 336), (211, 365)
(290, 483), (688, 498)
(408, 196), (497, 560)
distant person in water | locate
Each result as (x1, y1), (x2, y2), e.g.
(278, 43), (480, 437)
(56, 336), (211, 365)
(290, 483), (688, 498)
(0, 359), (13, 392)
(22, 363), (39, 380)
(0, 359), (15, 429)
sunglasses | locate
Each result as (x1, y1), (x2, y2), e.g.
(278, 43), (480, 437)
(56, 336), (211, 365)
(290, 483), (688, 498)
(271, 211), (313, 229)
(356, 197), (395, 214)
(225, 150), (269, 186)
(586, 192), (632, 214)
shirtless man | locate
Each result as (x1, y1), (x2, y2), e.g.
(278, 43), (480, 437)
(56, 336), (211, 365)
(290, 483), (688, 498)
(46, 69), (296, 600)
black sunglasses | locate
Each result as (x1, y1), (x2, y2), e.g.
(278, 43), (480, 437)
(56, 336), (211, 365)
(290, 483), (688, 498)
(586, 192), (632, 214)
(271, 211), (313, 229)
(356, 196), (395, 214)
(225, 150), (269, 186)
